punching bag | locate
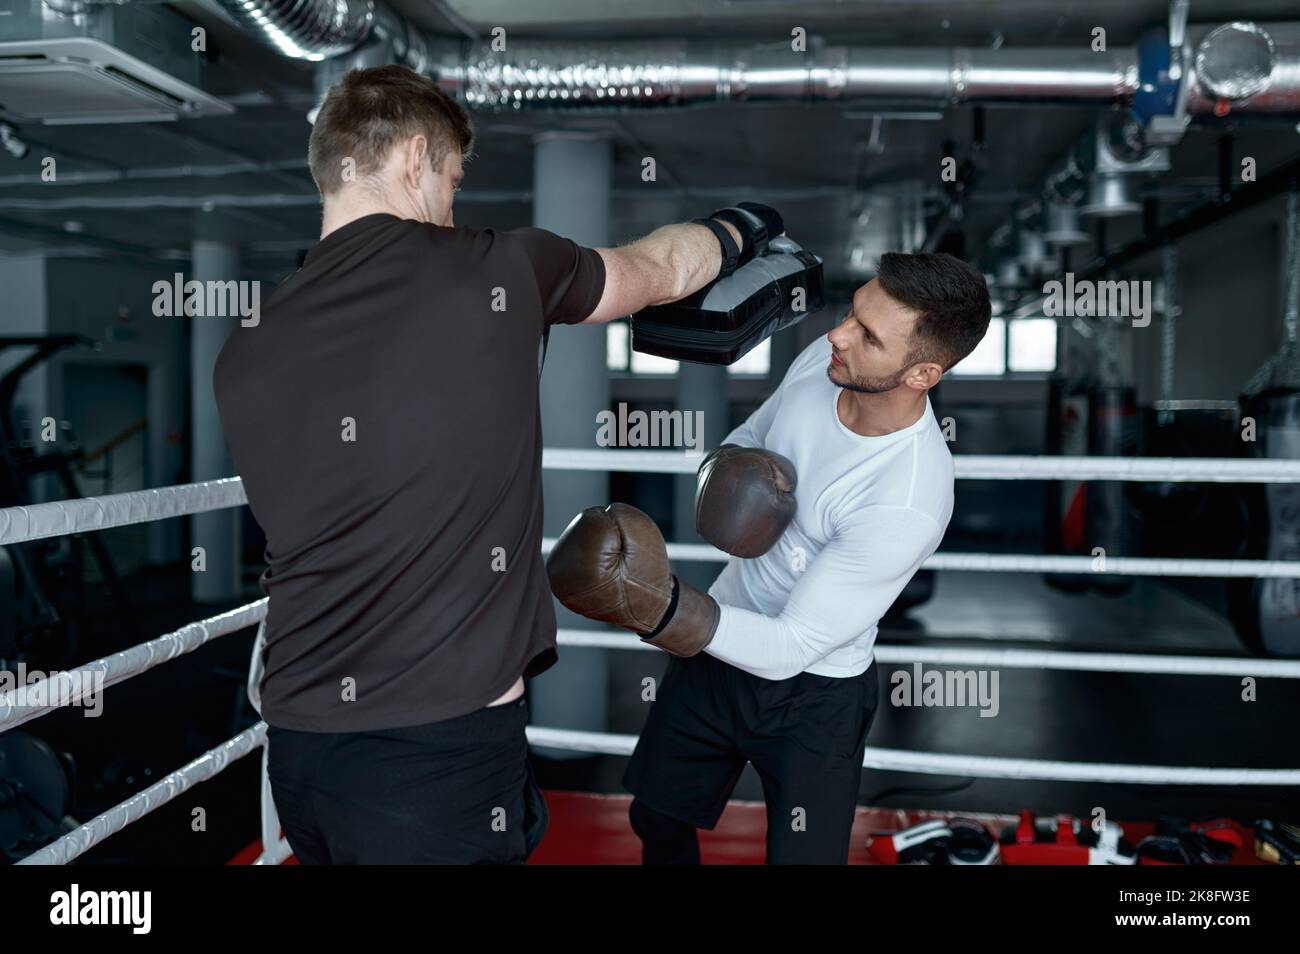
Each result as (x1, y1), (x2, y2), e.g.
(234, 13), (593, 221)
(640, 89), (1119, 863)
(1232, 191), (1300, 656)
(1086, 386), (1139, 594)
(1231, 390), (1300, 657)
(1044, 376), (1092, 592)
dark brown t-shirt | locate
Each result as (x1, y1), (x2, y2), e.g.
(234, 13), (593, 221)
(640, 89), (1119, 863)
(214, 213), (605, 732)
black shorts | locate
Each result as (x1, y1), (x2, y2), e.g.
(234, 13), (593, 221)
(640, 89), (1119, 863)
(266, 696), (547, 864)
(623, 652), (879, 863)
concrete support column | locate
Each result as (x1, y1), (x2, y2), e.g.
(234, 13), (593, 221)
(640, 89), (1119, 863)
(146, 348), (184, 565)
(189, 219), (242, 604)
(533, 133), (612, 753)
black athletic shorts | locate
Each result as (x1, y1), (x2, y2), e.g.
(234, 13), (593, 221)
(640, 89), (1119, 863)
(266, 695), (548, 864)
(623, 652), (879, 863)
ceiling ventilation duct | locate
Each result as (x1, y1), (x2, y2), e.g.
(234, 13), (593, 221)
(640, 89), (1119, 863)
(1079, 173), (1142, 218)
(1189, 21), (1300, 113)
(0, 2), (231, 124)
(1035, 113), (1168, 223)
(1016, 228), (1052, 276)
(843, 187), (925, 282)
(1042, 201), (1089, 246)
(995, 258), (1024, 292)
(1078, 115), (1167, 218)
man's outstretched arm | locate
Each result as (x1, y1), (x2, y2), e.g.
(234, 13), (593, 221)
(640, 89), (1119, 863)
(583, 219), (742, 324)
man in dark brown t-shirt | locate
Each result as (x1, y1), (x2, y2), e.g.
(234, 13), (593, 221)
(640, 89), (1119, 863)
(213, 66), (742, 863)
(218, 216), (603, 733)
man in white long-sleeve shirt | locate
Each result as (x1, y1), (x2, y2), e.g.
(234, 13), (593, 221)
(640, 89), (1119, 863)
(547, 251), (989, 862)
(616, 252), (990, 864)
(704, 332), (954, 683)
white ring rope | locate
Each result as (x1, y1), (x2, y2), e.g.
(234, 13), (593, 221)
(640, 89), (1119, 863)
(543, 448), (1300, 483)
(525, 727), (1300, 786)
(255, 743), (283, 865)
(7, 604), (1295, 864)
(254, 837), (294, 866)
(0, 478), (245, 546)
(952, 455), (1297, 483)
(0, 600), (266, 732)
(0, 453), (1291, 548)
(555, 629), (1300, 677)
(879, 644), (1300, 678)
(17, 723), (267, 865)
(1, 596), (1284, 737)
(542, 538), (1300, 578)
(6, 448), (1299, 863)
(922, 552), (1300, 578)
(3, 474), (1290, 579)
(22, 715), (1293, 865)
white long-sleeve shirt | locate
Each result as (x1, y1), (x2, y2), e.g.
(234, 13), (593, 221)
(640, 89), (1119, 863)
(705, 336), (954, 681)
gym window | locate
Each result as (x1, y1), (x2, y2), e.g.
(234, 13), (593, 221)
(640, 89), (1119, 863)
(950, 317), (1057, 376)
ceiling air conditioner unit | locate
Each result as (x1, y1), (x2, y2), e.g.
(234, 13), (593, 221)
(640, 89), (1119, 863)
(0, 3), (231, 125)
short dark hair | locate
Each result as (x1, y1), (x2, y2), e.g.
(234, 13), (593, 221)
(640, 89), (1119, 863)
(308, 65), (474, 196)
(876, 252), (991, 370)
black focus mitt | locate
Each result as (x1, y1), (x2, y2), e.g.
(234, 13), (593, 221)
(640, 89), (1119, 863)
(697, 202), (784, 275)
(631, 230), (825, 366)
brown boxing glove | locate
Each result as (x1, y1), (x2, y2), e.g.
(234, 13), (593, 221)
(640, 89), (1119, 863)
(695, 444), (797, 558)
(546, 503), (720, 657)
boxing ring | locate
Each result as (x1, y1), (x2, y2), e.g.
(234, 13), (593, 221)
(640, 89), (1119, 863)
(4, 451), (1300, 865)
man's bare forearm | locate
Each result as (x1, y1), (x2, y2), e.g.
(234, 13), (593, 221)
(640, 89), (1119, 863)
(586, 218), (742, 324)
(627, 220), (738, 305)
